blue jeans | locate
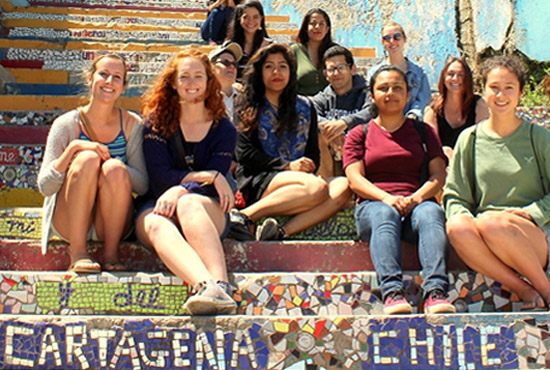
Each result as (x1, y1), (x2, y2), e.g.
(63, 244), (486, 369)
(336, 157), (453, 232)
(355, 200), (449, 298)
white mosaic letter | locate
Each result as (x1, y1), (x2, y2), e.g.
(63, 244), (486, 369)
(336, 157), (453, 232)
(408, 328), (435, 366)
(38, 327), (62, 367)
(230, 329), (259, 369)
(5, 324), (35, 367)
(172, 330), (191, 367)
(66, 324), (90, 369)
(480, 326), (502, 367)
(138, 330), (169, 367)
(90, 328), (117, 368)
(109, 330), (141, 369)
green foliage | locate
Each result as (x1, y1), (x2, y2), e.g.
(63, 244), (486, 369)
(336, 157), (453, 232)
(521, 66), (550, 108)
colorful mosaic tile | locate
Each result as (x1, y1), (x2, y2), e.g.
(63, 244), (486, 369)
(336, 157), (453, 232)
(0, 208), (42, 239)
(2, 314), (548, 369)
(0, 271), (530, 316)
(517, 107), (550, 129)
(0, 111), (57, 126)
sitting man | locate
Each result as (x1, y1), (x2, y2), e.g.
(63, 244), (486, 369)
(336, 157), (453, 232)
(209, 41), (243, 123)
(312, 45), (371, 178)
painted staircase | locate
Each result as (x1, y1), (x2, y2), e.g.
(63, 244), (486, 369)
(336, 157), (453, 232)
(1, 1), (550, 369)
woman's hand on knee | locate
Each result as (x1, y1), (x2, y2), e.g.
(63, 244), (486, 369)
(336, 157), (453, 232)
(504, 208), (535, 223)
(213, 174), (234, 213)
(287, 157), (316, 173)
(154, 186), (189, 218)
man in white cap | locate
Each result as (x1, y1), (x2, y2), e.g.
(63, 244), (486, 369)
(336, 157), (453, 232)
(209, 41), (243, 123)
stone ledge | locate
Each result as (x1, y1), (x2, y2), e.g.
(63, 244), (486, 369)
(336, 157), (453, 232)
(0, 313), (546, 369)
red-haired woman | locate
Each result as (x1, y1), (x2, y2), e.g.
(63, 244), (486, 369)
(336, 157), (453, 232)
(38, 53), (148, 273)
(136, 46), (237, 315)
(424, 57), (488, 159)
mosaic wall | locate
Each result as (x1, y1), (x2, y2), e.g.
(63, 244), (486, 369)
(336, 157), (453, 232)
(0, 111), (57, 126)
(0, 208), (41, 239)
(518, 107), (550, 129)
(3, 313), (550, 369)
(0, 271), (528, 316)
(0, 146), (43, 191)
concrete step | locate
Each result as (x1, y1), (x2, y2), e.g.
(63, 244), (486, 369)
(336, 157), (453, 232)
(0, 268), (526, 317)
(0, 312), (546, 369)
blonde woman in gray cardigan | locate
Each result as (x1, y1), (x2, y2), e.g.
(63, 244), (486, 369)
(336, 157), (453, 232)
(38, 54), (148, 273)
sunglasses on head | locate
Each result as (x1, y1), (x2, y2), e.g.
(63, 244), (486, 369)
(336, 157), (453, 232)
(216, 59), (238, 68)
(382, 32), (403, 42)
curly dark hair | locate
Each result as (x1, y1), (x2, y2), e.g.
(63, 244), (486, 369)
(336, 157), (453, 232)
(429, 57), (475, 119)
(296, 8), (336, 68)
(481, 55), (526, 91)
(226, 0), (268, 55)
(236, 43), (298, 135)
(141, 46), (226, 137)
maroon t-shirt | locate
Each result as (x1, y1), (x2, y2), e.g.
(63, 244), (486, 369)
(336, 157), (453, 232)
(343, 118), (445, 200)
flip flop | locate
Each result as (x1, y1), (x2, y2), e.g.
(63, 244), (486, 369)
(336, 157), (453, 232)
(68, 258), (101, 273)
(521, 295), (547, 311)
(104, 262), (126, 272)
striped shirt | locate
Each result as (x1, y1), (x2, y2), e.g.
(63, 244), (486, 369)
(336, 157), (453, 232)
(78, 108), (127, 163)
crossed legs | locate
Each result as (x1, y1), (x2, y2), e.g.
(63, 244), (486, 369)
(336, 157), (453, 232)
(239, 171), (351, 236)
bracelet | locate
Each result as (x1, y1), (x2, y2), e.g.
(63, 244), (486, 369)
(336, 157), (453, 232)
(200, 171), (219, 186)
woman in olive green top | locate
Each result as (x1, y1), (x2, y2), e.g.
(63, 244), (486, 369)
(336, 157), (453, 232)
(443, 56), (550, 311)
(291, 8), (336, 96)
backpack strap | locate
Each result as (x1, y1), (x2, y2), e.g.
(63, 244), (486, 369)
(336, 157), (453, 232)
(412, 119), (429, 184)
(470, 125), (478, 205)
(530, 123), (547, 194)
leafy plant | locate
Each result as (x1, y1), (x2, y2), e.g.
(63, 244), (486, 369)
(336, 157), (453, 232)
(521, 67), (550, 108)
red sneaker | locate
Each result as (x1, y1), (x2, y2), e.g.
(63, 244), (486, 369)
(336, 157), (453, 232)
(424, 290), (456, 314)
(383, 291), (413, 315)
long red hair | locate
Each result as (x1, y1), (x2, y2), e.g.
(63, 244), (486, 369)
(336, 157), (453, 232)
(141, 46), (226, 137)
(430, 57), (474, 119)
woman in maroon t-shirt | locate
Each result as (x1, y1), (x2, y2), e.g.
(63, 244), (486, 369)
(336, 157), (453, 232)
(343, 65), (455, 315)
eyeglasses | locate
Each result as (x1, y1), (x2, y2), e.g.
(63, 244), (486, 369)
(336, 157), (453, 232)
(215, 59), (238, 68)
(309, 21), (327, 28)
(382, 32), (403, 42)
(325, 64), (350, 75)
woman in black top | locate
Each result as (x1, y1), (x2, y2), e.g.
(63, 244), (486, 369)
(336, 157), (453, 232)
(424, 57), (488, 159)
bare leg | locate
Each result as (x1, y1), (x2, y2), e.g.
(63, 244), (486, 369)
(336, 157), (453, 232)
(476, 212), (550, 304)
(447, 214), (547, 307)
(52, 151), (100, 265)
(136, 194), (228, 285)
(241, 171), (329, 221)
(94, 159), (133, 266)
(177, 194), (229, 282)
(283, 176), (352, 235)
(318, 133), (334, 179)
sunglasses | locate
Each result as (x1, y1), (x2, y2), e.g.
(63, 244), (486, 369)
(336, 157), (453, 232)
(216, 59), (238, 68)
(382, 32), (403, 42)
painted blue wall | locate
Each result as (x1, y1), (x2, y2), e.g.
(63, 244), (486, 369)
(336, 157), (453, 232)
(263, 0), (550, 88)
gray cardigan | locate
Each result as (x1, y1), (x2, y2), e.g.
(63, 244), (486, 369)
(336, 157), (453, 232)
(37, 109), (149, 254)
